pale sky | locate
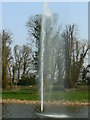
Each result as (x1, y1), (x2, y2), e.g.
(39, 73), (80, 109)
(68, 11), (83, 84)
(2, 2), (88, 47)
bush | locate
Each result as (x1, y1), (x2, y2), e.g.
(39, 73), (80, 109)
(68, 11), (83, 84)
(87, 77), (90, 85)
(52, 84), (65, 91)
(17, 74), (36, 86)
(17, 79), (30, 86)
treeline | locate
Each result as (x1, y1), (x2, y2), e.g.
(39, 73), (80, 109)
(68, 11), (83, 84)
(1, 14), (89, 89)
(2, 30), (36, 89)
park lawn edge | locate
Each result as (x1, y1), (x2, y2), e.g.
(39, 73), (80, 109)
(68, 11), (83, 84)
(1, 99), (90, 106)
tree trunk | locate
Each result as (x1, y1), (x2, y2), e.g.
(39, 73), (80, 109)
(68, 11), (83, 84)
(7, 62), (12, 89)
(18, 68), (20, 80)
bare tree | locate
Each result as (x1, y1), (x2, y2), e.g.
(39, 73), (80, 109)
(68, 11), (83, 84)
(14, 45), (23, 80)
(26, 15), (41, 75)
(26, 14), (41, 45)
(63, 24), (88, 88)
(2, 30), (12, 89)
(0, 32), (1, 119)
(21, 45), (32, 78)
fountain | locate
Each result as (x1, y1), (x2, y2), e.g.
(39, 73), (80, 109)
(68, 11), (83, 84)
(39, 2), (67, 118)
(40, 2), (52, 112)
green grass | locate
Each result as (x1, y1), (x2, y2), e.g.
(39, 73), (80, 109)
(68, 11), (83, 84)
(2, 86), (40, 100)
(2, 85), (89, 102)
(44, 90), (88, 102)
(2, 92), (39, 100)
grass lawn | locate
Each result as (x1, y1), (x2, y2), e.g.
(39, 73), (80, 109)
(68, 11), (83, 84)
(2, 86), (40, 101)
(2, 85), (89, 102)
(44, 90), (88, 102)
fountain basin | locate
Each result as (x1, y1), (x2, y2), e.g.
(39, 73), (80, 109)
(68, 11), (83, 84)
(37, 113), (69, 118)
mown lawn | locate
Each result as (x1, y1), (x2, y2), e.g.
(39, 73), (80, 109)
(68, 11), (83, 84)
(2, 85), (89, 102)
(44, 90), (88, 102)
(2, 86), (40, 100)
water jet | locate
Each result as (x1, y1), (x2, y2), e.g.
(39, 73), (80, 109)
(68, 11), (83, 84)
(40, 2), (65, 115)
